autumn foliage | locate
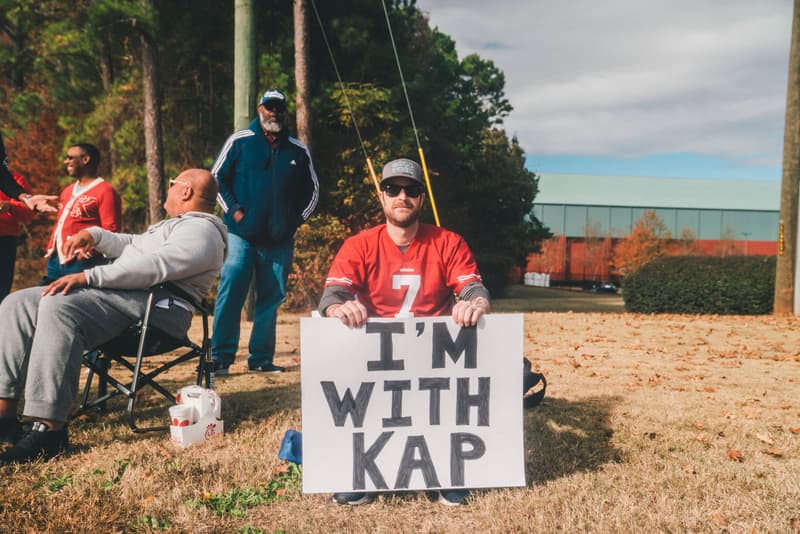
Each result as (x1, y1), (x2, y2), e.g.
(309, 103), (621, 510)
(612, 210), (672, 276)
(529, 210), (760, 284)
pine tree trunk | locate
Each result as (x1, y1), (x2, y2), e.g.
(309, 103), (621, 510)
(294, 0), (312, 148)
(141, 0), (166, 225)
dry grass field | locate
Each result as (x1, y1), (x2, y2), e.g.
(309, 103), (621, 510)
(1, 289), (799, 533)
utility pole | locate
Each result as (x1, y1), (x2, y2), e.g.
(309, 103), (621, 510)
(775, 0), (800, 315)
(234, 0), (256, 131)
(234, 0), (256, 320)
(294, 0), (312, 148)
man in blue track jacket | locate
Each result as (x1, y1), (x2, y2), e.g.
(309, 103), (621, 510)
(211, 89), (319, 374)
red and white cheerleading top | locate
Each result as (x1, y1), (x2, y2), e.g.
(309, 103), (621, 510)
(46, 178), (122, 263)
(324, 223), (483, 318)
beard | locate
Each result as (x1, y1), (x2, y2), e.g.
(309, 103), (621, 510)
(260, 116), (284, 134)
(384, 201), (421, 228)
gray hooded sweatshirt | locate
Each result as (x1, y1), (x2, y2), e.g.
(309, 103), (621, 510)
(84, 211), (228, 302)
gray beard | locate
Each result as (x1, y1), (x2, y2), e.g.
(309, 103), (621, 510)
(260, 117), (283, 134)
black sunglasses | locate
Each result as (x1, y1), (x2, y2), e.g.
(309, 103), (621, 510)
(262, 101), (286, 112)
(381, 183), (425, 198)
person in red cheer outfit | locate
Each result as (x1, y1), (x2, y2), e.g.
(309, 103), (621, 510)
(0, 170), (35, 301)
(42, 143), (122, 283)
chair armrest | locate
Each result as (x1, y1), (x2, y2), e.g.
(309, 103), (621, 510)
(153, 282), (210, 316)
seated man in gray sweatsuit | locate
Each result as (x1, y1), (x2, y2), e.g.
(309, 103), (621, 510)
(0, 168), (228, 465)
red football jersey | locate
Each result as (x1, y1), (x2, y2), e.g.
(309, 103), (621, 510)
(324, 223), (482, 318)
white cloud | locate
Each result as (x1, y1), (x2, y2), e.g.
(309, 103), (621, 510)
(416, 0), (792, 163)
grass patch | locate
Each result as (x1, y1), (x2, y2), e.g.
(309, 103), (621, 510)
(1, 312), (798, 532)
(188, 463), (301, 517)
(493, 285), (625, 313)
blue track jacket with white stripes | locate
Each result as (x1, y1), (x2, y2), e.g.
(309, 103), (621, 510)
(211, 119), (319, 247)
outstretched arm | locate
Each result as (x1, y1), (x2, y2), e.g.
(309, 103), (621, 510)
(0, 165), (56, 213)
(22, 194), (58, 213)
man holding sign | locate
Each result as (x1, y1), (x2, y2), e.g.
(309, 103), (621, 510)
(318, 158), (491, 506)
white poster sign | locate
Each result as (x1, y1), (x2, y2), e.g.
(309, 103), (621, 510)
(300, 314), (525, 493)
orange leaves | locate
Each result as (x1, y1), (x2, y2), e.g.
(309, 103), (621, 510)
(687, 421), (795, 463)
(710, 511), (729, 528)
(612, 210), (676, 274)
(727, 449), (744, 462)
(271, 463), (291, 477)
(771, 355), (800, 362)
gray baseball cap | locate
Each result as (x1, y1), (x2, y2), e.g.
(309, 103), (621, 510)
(381, 158), (423, 184)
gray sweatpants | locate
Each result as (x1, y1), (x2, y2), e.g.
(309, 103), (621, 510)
(0, 286), (190, 422)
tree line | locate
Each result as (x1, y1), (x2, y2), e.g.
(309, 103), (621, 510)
(0, 0), (549, 306)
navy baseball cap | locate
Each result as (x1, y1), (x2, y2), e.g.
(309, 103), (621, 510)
(260, 89), (287, 108)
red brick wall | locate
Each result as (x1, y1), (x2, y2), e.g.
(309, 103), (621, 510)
(525, 238), (778, 283)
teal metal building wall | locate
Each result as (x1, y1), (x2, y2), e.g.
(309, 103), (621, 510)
(533, 173), (779, 241)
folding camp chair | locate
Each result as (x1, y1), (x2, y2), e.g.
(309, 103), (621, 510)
(73, 282), (215, 433)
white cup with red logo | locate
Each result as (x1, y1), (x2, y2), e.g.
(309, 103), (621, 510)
(169, 404), (196, 427)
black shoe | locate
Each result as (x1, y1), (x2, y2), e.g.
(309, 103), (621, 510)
(331, 492), (376, 505)
(196, 361), (230, 376)
(437, 489), (469, 506)
(0, 422), (69, 465)
(0, 417), (23, 445)
(248, 363), (285, 373)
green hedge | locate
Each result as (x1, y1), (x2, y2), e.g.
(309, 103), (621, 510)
(622, 255), (776, 314)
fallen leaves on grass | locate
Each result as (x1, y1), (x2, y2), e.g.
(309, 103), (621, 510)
(710, 512), (729, 528)
(755, 433), (774, 445)
(772, 355), (800, 362)
(727, 449), (744, 462)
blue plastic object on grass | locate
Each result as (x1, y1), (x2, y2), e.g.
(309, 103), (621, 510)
(278, 429), (302, 464)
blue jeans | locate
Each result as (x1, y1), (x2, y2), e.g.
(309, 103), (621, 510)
(212, 233), (293, 368)
(44, 253), (109, 283)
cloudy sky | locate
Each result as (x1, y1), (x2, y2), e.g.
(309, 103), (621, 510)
(415, 0), (792, 181)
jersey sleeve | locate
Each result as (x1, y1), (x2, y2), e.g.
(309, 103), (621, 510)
(445, 234), (483, 295)
(324, 236), (364, 293)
